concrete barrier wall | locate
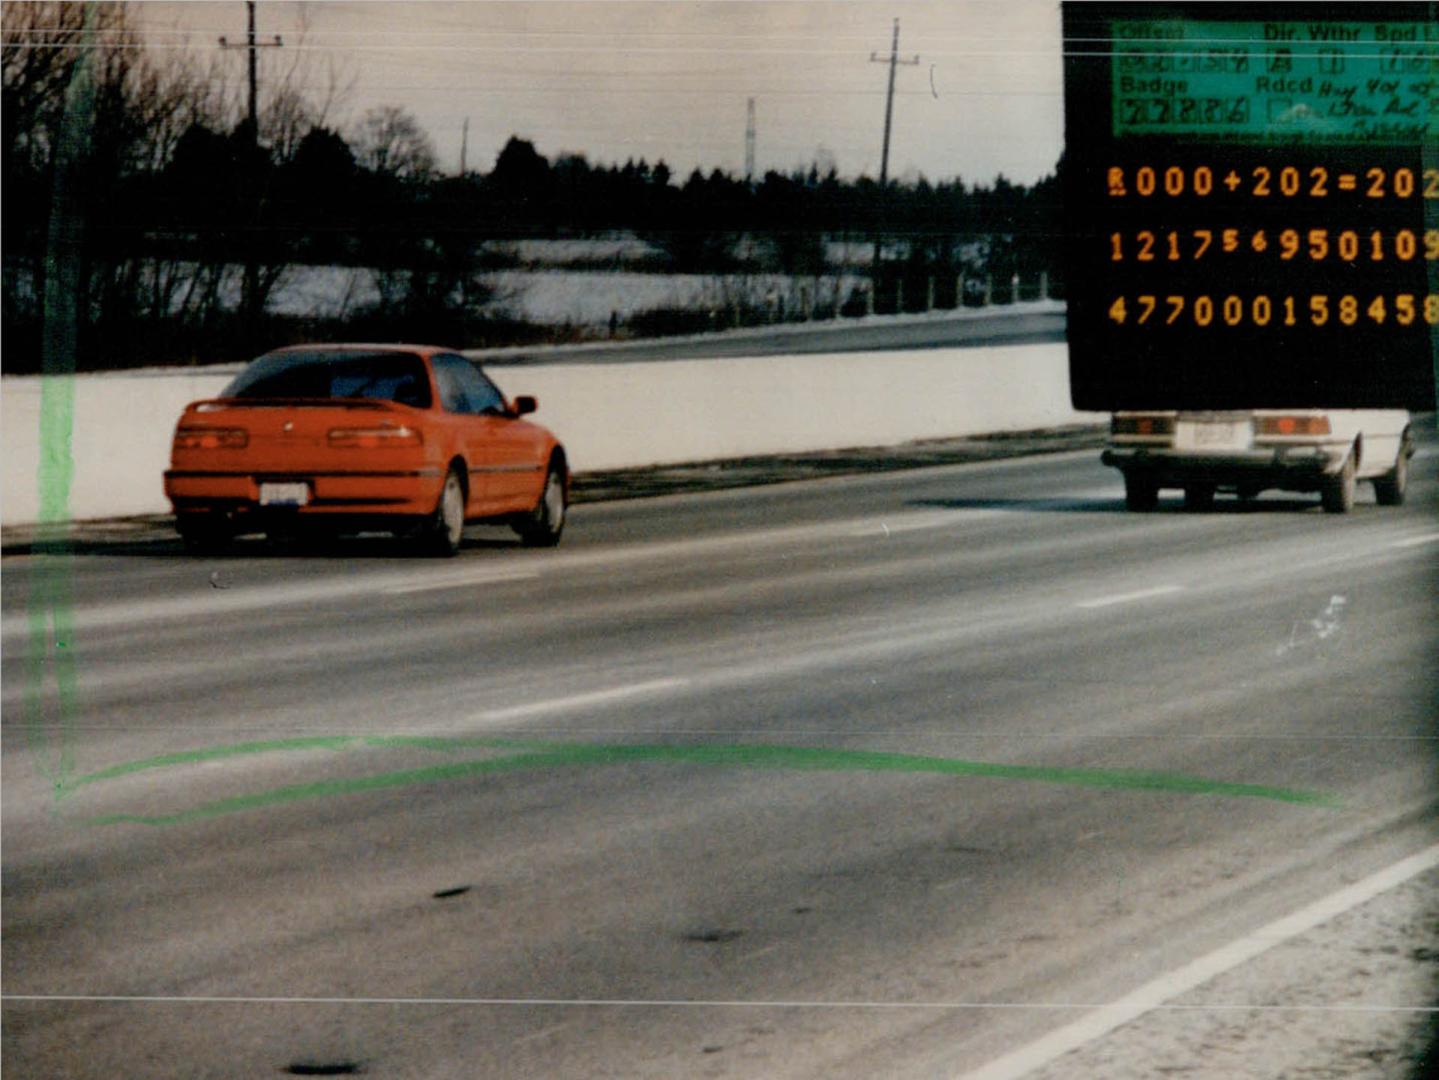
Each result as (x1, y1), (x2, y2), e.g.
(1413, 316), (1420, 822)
(2, 343), (1099, 525)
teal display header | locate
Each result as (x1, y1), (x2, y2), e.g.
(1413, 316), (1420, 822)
(1113, 19), (1438, 142)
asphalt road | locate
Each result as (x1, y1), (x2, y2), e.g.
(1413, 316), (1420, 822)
(3, 434), (1436, 1079)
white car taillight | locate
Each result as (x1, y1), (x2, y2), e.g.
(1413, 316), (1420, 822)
(1256, 415), (1332, 436)
(1111, 416), (1176, 436)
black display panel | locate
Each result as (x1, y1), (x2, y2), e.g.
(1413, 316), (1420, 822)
(1062, 2), (1437, 410)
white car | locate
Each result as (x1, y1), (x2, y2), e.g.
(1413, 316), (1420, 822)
(1102, 410), (1414, 514)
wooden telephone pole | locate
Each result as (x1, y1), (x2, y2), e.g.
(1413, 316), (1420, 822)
(220, 2), (282, 339)
(869, 18), (919, 294)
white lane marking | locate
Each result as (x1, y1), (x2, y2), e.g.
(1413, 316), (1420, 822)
(1392, 532), (1439, 549)
(852, 510), (1003, 537)
(3, 995), (1430, 1013)
(850, 488), (1122, 539)
(1075, 585), (1184, 610)
(383, 568), (540, 595)
(0, 497), (1086, 637)
(473, 678), (688, 722)
(954, 842), (1439, 1080)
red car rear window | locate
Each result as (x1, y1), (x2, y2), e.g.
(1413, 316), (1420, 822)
(223, 350), (432, 408)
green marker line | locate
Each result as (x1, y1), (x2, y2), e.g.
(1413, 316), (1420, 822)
(26, 7), (94, 806)
(71, 734), (510, 788)
(23, 373), (80, 802)
(74, 737), (1338, 827)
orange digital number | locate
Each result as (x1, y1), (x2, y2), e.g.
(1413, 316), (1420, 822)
(1393, 169), (1415, 199)
(1425, 169), (1439, 199)
(1339, 295), (1359, 325)
(1367, 296), (1386, 324)
(1308, 167), (1328, 197)
(1137, 231), (1155, 261)
(1194, 296), (1214, 326)
(1308, 229), (1329, 260)
(1425, 230), (1439, 259)
(1310, 295), (1329, 325)
(1279, 166), (1300, 196)
(1222, 296), (1243, 325)
(1252, 166), (1271, 197)
(1252, 296), (1272, 326)
(1193, 230), (1213, 259)
(1425, 295), (1439, 325)
(1396, 230), (1417, 260)
(1108, 297), (1127, 324)
(1194, 166), (1213, 196)
(1337, 231), (1359, 261)
(1396, 295), (1416, 325)
(1165, 296), (1185, 324)
(1279, 230), (1300, 260)
(1110, 233), (1124, 261)
(1137, 295), (1157, 324)
(1366, 168), (1385, 199)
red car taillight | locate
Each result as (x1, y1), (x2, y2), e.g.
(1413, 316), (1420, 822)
(327, 425), (423, 449)
(174, 427), (248, 450)
(1256, 415), (1332, 436)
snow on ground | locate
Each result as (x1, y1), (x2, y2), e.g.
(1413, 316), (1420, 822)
(257, 264), (870, 328)
(1024, 867), (1438, 1080)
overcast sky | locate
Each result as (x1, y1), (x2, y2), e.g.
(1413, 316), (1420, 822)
(138, 1), (1064, 185)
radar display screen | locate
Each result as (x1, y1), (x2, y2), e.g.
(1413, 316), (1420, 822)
(1062, 2), (1437, 410)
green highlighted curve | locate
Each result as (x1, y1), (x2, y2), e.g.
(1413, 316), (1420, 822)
(73, 735), (1339, 827)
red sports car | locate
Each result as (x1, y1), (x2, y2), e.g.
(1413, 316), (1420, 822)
(164, 344), (568, 555)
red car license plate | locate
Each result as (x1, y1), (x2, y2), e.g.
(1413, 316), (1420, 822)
(259, 482), (310, 507)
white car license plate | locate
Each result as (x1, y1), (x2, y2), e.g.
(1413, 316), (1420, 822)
(259, 482), (310, 507)
(1191, 421), (1244, 449)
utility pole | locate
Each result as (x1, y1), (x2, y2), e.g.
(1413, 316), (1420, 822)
(219, 3), (282, 346)
(745, 98), (756, 185)
(460, 117), (470, 175)
(219, 2), (282, 134)
(869, 18), (919, 295)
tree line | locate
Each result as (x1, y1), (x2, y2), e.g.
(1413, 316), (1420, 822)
(3, 1), (1063, 372)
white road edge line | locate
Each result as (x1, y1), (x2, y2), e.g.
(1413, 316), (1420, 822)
(383, 568), (541, 595)
(1075, 585), (1184, 610)
(473, 678), (689, 722)
(1392, 532), (1439, 549)
(954, 842), (1439, 1080)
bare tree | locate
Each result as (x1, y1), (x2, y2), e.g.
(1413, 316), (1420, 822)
(353, 104), (436, 181)
(260, 6), (355, 163)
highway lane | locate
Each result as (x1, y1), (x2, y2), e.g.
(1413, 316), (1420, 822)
(2, 436), (1437, 1078)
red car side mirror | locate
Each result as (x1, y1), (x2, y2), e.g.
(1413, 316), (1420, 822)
(512, 396), (537, 416)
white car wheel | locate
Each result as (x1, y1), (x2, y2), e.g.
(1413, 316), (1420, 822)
(1373, 433), (1410, 507)
(1321, 450), (1356, 514)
